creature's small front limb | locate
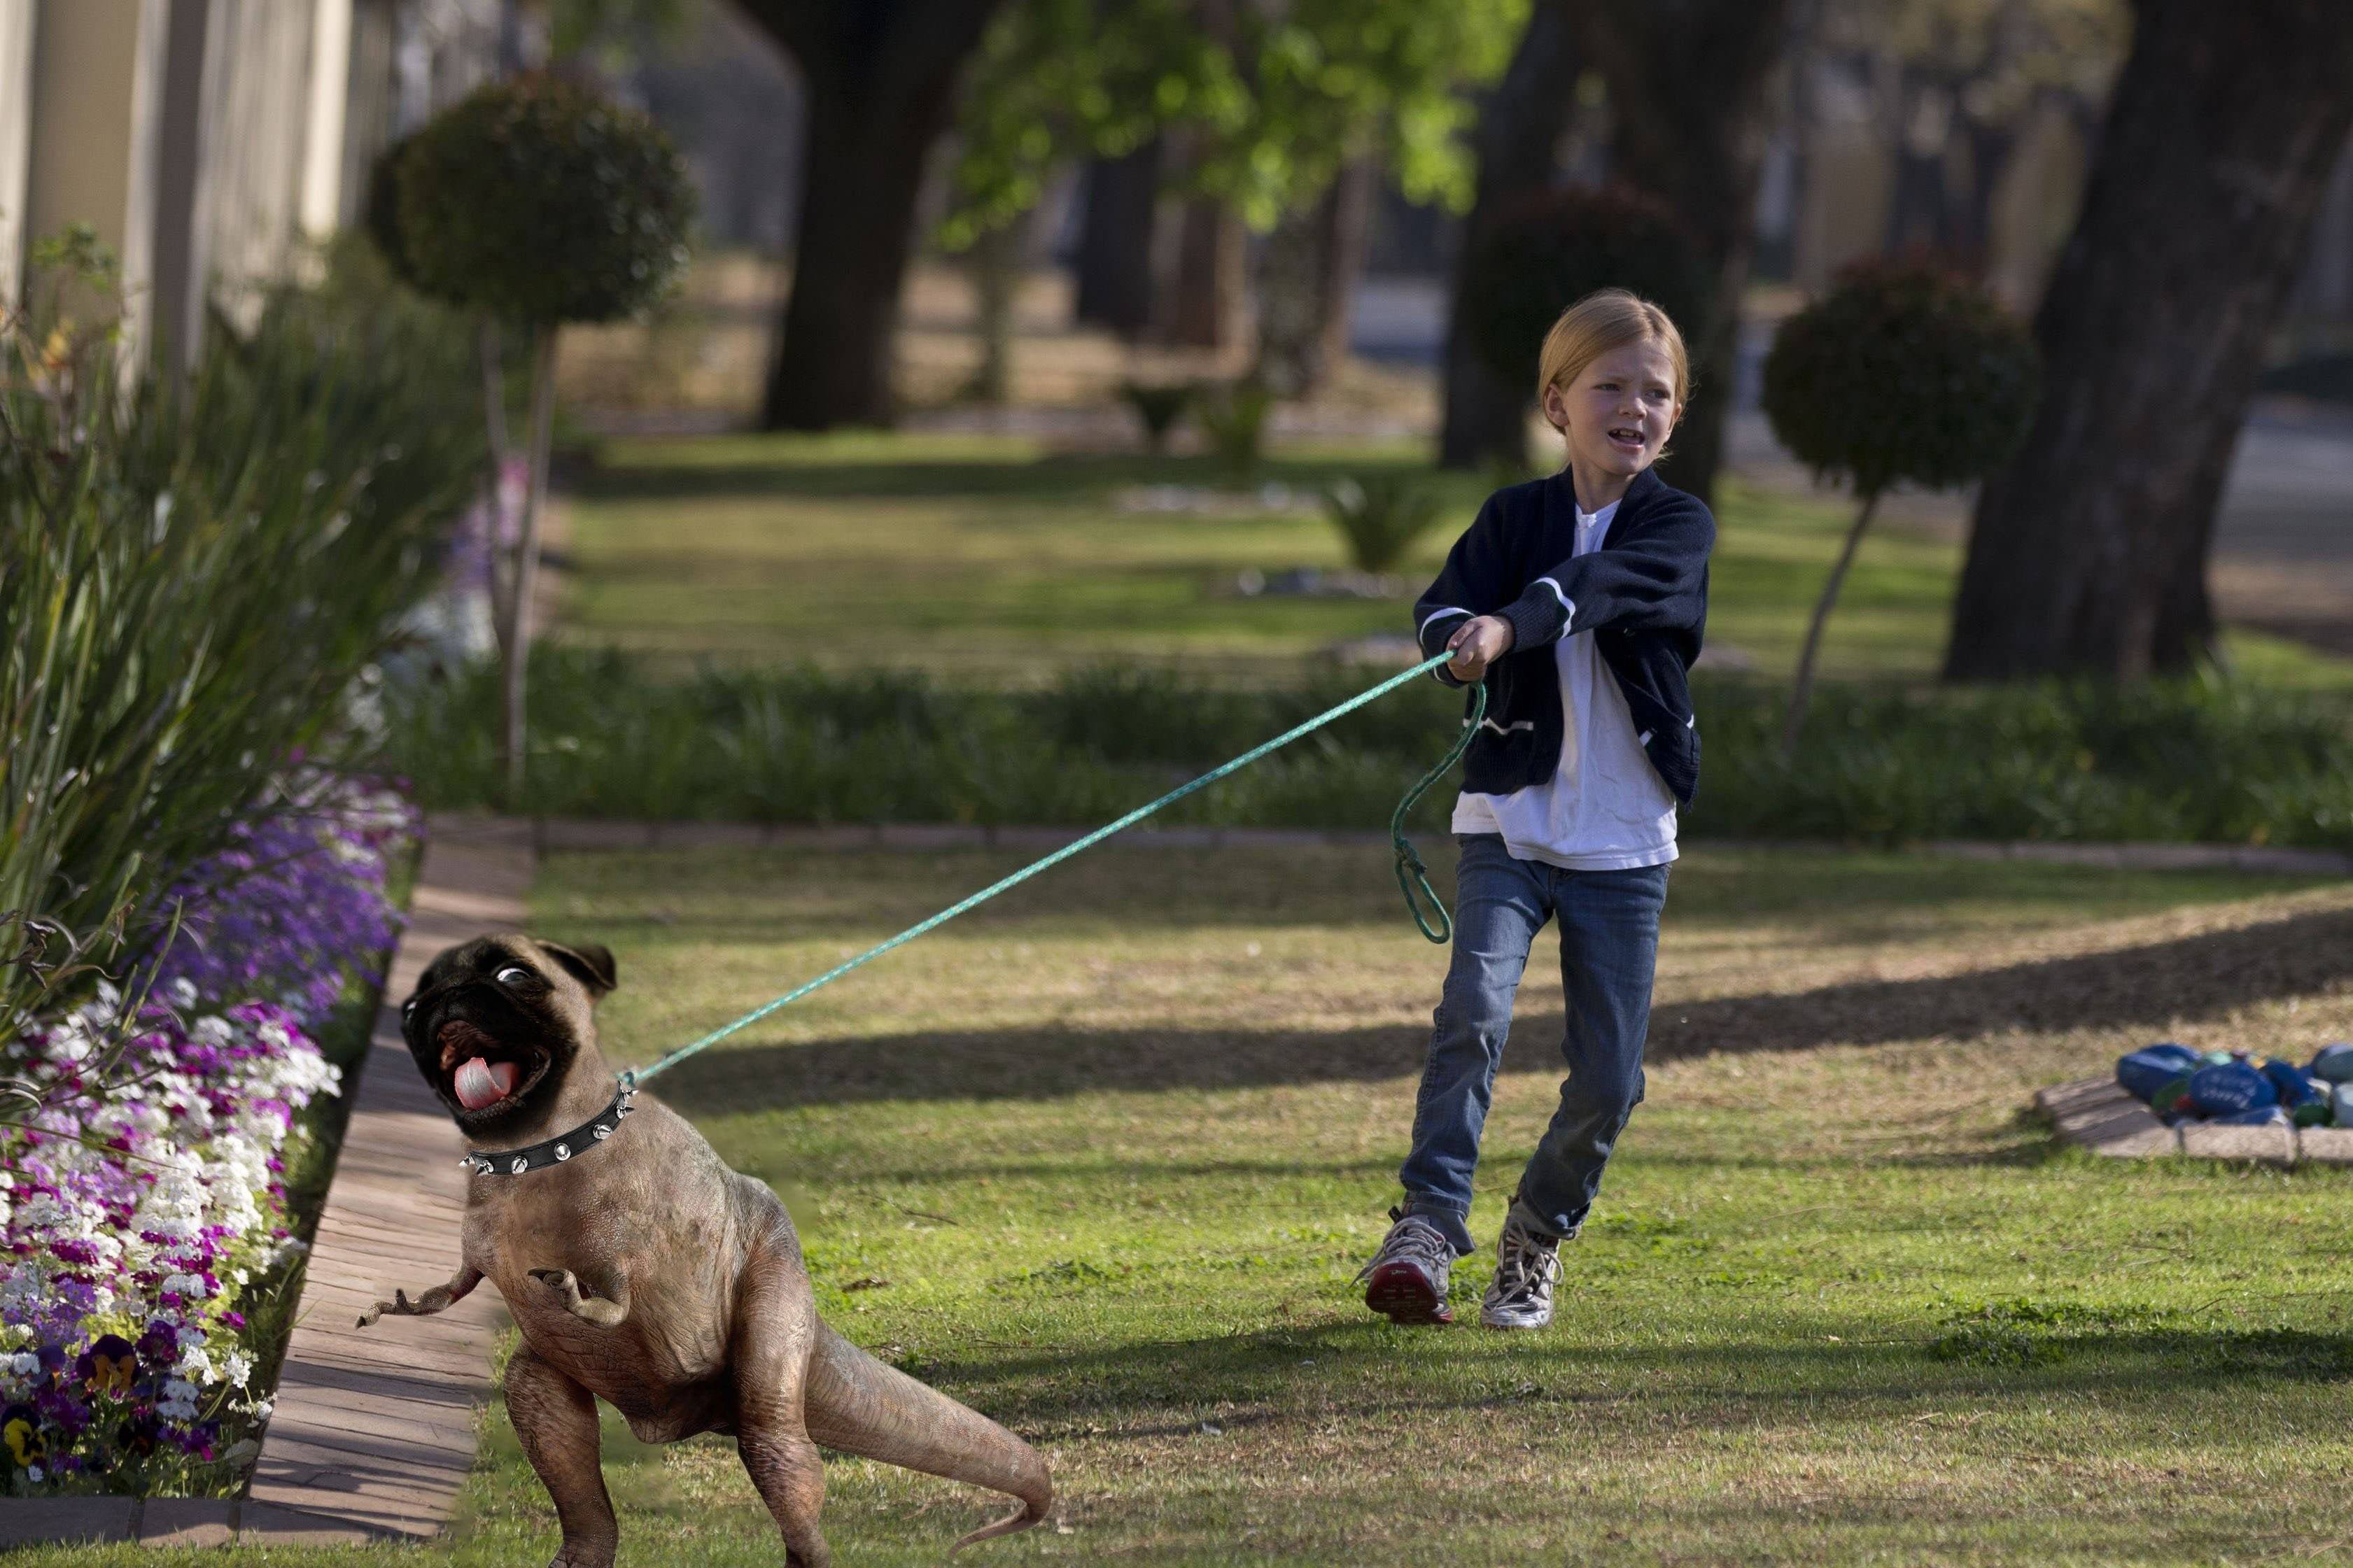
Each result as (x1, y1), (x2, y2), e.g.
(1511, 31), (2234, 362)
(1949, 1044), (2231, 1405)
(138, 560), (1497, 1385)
(357, 1265), (483, 1328)
(506, 1339), (619, 1568)
(528, 1267), (631, 1329)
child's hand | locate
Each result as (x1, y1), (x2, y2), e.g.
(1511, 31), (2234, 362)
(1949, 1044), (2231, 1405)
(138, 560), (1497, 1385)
(1447, 615), (1515, 680)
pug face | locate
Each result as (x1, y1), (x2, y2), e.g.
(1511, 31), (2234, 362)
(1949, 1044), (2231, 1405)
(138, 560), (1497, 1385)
(401, 935), (616, 1137)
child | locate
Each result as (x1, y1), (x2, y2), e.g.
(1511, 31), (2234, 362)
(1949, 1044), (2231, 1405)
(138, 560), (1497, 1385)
(1358, 288), (1714, 1329)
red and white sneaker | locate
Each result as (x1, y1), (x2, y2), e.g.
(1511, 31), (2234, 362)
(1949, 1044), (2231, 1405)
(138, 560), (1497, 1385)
(1356, 1208), (1456, 1325)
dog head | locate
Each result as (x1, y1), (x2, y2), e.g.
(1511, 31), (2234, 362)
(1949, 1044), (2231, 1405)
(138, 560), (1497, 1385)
(400, 935), (616, 1138)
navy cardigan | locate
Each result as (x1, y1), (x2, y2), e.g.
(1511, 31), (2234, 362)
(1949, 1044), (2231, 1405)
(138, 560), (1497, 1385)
(1411, 466), (1715, 806)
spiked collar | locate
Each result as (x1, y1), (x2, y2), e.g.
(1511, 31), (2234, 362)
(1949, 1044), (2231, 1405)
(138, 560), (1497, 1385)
(459, 1085), (636, 1177)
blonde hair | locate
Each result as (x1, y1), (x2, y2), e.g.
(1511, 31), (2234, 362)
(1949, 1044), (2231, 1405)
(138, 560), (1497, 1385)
(1536, 288), (1691, 430)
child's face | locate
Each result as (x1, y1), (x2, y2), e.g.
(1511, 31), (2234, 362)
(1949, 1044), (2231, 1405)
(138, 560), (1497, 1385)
(1542, 341), (1681, 483)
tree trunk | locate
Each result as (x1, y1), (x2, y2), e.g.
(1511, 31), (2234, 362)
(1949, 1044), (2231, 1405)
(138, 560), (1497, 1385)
(1566, 0), (1796, 507)
(1783, 488), (1879, 758)
(498, 327), (558, 810)
(1074, 141), (1161, 338)
(1157, 194), (1245, 349)
(1312, 157), (1377, 383)
(967, 216), (1023, 404)
(1440, 0), (1580, 470)
(1943, 0), (2353, 682)
(739, 0), (1011, 431)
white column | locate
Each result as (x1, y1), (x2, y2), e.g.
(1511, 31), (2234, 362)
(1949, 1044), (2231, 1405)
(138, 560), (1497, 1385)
(300, 0), (352, 241)
(23, 0), (171, 358)
(0, 1), (35, 306)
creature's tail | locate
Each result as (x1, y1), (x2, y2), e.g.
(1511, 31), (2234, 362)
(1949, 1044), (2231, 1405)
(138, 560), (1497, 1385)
(803, 1321), (1053, 1551)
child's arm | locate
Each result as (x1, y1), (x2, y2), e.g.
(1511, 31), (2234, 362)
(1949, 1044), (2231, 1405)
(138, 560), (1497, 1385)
(1412, 496), (1512, 686)
(1491, 499), (1714, 654)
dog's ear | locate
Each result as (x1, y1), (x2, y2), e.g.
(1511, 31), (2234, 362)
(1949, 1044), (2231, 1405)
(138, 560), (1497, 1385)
(535, 939), (617, 1000)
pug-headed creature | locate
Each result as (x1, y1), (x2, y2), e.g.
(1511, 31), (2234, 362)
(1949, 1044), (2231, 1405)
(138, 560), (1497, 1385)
(361, 934), (1050, 1568)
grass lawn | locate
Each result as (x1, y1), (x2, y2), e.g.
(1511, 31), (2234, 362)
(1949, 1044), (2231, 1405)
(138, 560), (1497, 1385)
(557, 430), (2350, 687)
(36, 841), (2353, 1566)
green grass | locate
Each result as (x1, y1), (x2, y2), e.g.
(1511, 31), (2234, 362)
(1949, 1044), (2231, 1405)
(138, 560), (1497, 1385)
(554, 430), (2353, 688)
(32, 842), (2353, 1565)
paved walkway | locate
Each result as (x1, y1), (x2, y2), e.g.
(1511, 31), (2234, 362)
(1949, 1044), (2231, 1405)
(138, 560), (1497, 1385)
(0, 816), (533, 1548)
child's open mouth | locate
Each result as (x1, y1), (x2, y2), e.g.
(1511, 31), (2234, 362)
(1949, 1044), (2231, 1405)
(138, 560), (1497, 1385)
(1607, 426), (1646, 453)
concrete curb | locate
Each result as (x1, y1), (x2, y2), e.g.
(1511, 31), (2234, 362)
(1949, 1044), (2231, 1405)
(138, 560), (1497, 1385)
(512, 814), (2353, 875)
(2037, 1076), (2353, 1166)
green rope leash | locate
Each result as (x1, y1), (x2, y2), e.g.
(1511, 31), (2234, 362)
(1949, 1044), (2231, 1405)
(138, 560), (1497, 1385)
(1391, 677), (1487, 943)
(623, 650), (1485, 1089)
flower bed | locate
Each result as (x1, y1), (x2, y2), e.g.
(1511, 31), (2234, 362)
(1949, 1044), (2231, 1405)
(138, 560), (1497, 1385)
(0, 777), (417, 1497)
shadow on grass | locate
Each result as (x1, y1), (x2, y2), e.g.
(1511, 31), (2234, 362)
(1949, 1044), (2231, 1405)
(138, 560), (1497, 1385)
(641, 903), (2353, 1110)
(899, 1317), (2353, 1441)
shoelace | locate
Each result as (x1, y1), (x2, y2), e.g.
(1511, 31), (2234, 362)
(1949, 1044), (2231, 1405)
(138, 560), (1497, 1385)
(1490, 1224), (1562, 1302)
(1355, 1214), (1454, 1283)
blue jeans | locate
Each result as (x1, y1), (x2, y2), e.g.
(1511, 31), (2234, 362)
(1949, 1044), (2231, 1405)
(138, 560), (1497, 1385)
(1398, 834), (1669, 1255)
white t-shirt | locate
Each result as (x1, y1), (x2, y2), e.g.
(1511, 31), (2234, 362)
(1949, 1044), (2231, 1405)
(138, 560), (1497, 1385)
(1450, 497), (1680, 871)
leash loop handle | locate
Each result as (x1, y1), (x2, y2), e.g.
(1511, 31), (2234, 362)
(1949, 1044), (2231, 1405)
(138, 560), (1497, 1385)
(1391, 678), (1487, 944)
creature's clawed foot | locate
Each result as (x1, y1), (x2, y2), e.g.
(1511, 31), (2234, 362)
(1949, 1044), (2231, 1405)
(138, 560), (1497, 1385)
(528, 1267), (584, 1308)
(547, 1539), (617, 1568)
(530, 1267), (627, 1327)
(356, 1288), (415, 1328)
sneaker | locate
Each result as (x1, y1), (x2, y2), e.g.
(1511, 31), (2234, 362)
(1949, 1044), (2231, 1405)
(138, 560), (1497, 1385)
(1356, 1208), (1456, 1325)
(1479, 1209), (1562, 1329)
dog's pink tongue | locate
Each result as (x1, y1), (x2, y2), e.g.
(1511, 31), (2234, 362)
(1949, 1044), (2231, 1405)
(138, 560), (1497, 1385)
(454, 1057), (519, 1110)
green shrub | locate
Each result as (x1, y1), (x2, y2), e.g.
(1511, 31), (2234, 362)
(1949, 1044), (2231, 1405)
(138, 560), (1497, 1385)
(361, 132), (425, 290)
(1459, 184), (1713, 397)
(1323, 473), (1445, 572)
(1195, 379), (1272, 476)
(395, 73), (696, 325)
(0, 242), (482, 1040)
(381, 653), (2353, 852)
(1118, 381), (1193, 453)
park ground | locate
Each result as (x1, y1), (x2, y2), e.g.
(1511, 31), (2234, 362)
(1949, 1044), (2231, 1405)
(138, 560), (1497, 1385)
(32, 842), (2353, 1565)
(549, 428), (2353, 690)
(28, 423), (2353, 1566)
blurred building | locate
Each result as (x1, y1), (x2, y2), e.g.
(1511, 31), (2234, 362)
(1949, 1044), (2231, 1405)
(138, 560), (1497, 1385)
(0, 0), (503, 370)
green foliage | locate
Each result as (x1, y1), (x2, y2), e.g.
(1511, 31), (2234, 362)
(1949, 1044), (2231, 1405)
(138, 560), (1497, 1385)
(1193, 379), (1272, 476)
(396, 72), (696, 325)
(1460, 183), (1713, 396)
(384, 652), (2353, 851)
(1323, 472), (1445, 572)
(1116, 380), (1194, 452)
(943, 0), (1526, 245)
(0, 240), (480, 1042)
(1762, 259), (2042, 497)
(361, 132), (424, 290)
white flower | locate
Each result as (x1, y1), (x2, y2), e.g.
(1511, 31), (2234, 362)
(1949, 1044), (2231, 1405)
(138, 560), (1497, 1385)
(223, 1350), (254, 1387)
(159, 1376), (201, 1420)
(8, 1353), (35, 1376)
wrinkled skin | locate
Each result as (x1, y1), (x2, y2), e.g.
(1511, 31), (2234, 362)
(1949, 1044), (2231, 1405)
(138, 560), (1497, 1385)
(360, 935), (1051, 1568)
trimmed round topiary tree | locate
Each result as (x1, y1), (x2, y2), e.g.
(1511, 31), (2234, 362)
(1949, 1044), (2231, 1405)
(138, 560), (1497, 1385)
(1459, 184), (1713, 408)
(393, 72), (696, 806)
(1762, 259), (2039, 755)
(361, 132), (425, 292)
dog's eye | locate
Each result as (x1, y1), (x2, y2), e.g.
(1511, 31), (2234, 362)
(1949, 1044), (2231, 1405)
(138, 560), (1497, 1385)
(495, 966), (531, 987)
(402, 998), (416, 1017)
